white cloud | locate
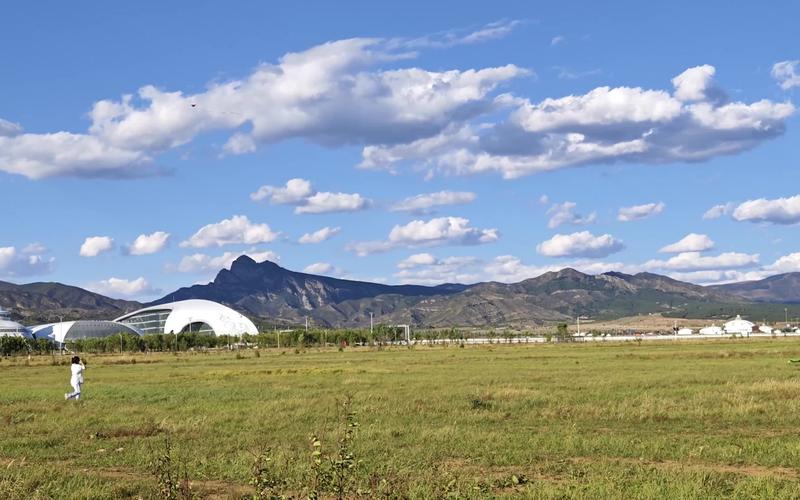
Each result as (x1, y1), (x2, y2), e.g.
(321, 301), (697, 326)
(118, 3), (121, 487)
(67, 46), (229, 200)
(1, 32), (528, 180)
(401, 20), (522, 49)
(617, 202), (665, 222)
(550, 35), (566, 46)
(0, 118), (23, 137)
(180, 215), (279, 248)
(397, 253), (438, 269)
(251, 178), (370, 214)
(87, 277), (159, 297)
(296, 192), (370, 214)
(391, 191), (476, 214)
(536, 231), (624, 258)
(659, 233), (714, 253)
(546, 201), (596, 228)
(79, 236), (115, 257)
(768, 252), (800, 273)
(538, 194), (550, 205)
(772, 61), (800, 90)
(127, 231), (170, 255)
(666, 269), (769, 285)
(21, 243), (46, 254)
(642, 251), (759, 272)
(175, 249), (279, 274)
(360, 65), (794, 179)
(394, 254), (480, 285)
(671, 65), (717, 102)
(0, 246), (56, 278)
(298, 226), (341, 244)
(732, 195), (800, 224)
(703, 202), (734, 219)
(484, 255), (560, 282)
(302, 262), (346, 276)
(349, 216), (498, 256)
(251, 178), (314, 204)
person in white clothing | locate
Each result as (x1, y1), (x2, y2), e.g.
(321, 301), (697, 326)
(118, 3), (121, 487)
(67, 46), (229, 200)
(65, 356), (85, 400)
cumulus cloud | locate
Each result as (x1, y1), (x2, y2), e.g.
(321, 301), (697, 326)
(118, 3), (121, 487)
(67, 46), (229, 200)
(546, 201), (596, 228)
(348, 216), (498, 256)
(126, 231), (170, 255)
(768, 252), (800, 273)
(298, 226), (341, 244)
(251, 178), (370, 214)
(703, 202), (734, 219)
(360, 65), (794, 179)
(391, 191), (476, 214)
(174, 249), (279, 273)
(550, 35), (566, 46)
(772, 61), (800, 90)
(79, 236), (115, 257)
(732, 195), (800, 224)
(394, 254), (480, 285)
(180, 215), (279, 248)
(642, 251), (759, 272)
(0, 246), (56, 278)
(671, 65), (719, 102)
(87, 277), (160, 297)
(617, 202), (665, 222)
(0, 119), (23, 137)
(659, 233), (714, 253)
(536, 231), (624, 258)
(302, 262), (347, 276)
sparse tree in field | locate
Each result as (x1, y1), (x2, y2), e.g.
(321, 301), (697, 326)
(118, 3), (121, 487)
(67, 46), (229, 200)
(556, 323), (571, 342)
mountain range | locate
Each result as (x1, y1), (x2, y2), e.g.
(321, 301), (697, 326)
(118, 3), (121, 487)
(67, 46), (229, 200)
(2, 257), (799, 328)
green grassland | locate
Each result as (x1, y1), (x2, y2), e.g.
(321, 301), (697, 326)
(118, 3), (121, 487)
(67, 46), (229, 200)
(3, 340), (800, 498)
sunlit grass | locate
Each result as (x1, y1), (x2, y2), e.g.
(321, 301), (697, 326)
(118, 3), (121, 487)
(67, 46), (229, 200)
(2, 339), (800, 498)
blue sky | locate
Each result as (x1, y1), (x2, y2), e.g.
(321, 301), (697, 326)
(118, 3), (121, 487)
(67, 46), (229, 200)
(2, 1), (799, 299)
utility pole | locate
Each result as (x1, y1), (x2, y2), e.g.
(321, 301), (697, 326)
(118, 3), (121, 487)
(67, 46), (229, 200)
(786, 307), (789, 326)
(370, 312), (374, 336)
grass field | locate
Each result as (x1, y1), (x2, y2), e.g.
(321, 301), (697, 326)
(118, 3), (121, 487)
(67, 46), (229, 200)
(3, 339), (800, 499)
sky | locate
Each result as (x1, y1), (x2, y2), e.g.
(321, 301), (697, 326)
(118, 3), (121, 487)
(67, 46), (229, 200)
(2, 1), (799, 300)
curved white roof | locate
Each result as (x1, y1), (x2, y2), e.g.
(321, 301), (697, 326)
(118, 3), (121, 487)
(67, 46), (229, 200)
(115, 299), (258, 336)
(724, 315), (754, 334)
(0, 318), (32, 339)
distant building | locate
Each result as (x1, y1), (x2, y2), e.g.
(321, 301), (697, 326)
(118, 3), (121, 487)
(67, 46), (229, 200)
(699, 325), (723, 335)
(0, 308), (31, 339)
(758, 325), (774, 334)
(724, 315), (754, 335)
(30, 320), (141, 345)
(677, 328), (693, 336)
(115, 299), (257, 337)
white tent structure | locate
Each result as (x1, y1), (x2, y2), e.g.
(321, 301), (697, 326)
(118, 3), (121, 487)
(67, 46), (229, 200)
(724, 315), (754, 335)
(699, 325), (723, 335)
(677, 328), (693, 336)
(115, 299), (258, 337)
(0, 308), (31, 339)
(758, 325), (773, 334)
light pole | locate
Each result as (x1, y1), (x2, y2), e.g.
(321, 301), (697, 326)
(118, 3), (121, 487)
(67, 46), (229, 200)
(370, 312), (373, 336)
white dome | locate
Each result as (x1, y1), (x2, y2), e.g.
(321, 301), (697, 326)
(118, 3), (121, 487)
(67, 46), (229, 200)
(115, 299), (257, 337)
(724, 315), (754, 334)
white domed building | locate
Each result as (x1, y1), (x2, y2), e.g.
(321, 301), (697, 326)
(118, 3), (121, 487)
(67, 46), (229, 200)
(699, 325), (723, 335)
(724, 315), (754, 335)
(115, 299), (257, 337)
(0, 308), (31, 339)
(30, 320), (141, 345)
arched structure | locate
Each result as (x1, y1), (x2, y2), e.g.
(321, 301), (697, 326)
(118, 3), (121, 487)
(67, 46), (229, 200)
(30, 320), (142, 344)
(0, 308), (31, 339)
(724, 315), (754, 335)
(115, 299), (257, 337)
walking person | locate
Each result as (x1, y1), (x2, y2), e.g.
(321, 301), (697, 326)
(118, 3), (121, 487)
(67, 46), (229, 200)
(65, 356), (85, 400)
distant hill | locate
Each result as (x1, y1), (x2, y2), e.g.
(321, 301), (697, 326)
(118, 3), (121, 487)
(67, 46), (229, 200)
(151, 258), (748, 328)
(0, 281), (142, 324)
(5, 260), (793, 329)
(711, 273), (800, 303)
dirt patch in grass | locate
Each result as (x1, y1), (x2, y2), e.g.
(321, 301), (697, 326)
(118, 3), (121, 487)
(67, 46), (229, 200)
(569, 455), (798, 479)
